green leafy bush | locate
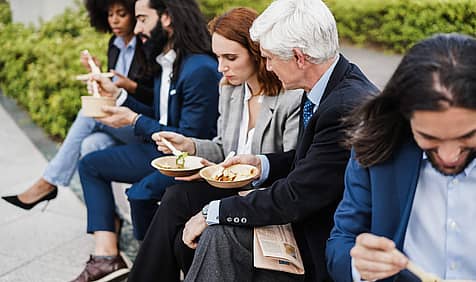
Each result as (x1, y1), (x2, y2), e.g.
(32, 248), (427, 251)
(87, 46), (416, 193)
(0, 1), (11, 25)
(0, 5), (108, 138)
(198, 0), (272, 19)
(326, 0), (476, 53)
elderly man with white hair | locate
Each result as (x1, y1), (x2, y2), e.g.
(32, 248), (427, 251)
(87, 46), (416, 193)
(182, 0), (378, 281)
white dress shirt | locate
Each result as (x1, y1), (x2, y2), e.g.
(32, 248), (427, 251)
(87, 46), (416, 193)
(156, 49), (177, 126)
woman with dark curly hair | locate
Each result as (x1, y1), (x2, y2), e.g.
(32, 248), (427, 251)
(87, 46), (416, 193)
(82, 0), (153, 104)
(2, 0), (153, 219)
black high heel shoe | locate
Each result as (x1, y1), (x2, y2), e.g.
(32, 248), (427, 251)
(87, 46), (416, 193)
(2, 186), (58, 211)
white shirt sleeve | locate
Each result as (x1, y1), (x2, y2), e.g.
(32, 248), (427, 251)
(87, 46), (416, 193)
(205, 200), (221, 225)
(115, 88), (128, 106)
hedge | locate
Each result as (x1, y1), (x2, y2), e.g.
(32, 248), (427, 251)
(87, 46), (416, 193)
(1, 0), (475, 139)
(198, 0), (271, 19)
(325, 0), (476, 53)
(0, 5), (108, 138)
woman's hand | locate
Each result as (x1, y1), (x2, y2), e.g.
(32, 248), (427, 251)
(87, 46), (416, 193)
(112, 70), (138, 93)
(174, 158), (215, 182)
(151, 131), (196, 155)
(80, 52), (101, 72)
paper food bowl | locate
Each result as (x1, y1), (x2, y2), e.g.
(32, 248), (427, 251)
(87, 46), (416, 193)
(199, 164), (258, 189)
(81, 96), (115, 118)
(151, 155), (204, 177)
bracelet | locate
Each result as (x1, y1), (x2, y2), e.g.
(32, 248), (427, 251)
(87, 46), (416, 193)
(132, 113), (142, 127)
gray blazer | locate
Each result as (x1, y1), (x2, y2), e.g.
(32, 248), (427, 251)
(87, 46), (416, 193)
(192, 83), (302, 163)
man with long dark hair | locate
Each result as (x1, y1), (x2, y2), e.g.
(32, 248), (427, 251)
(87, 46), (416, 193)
(70, 0), (220, 281)
(326, 34), (476, 282)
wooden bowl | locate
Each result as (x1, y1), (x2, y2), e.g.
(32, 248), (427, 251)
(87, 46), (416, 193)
(151, 156), (204, 177)
(199, 164), (258, 189)
(81, 96), (115, 117)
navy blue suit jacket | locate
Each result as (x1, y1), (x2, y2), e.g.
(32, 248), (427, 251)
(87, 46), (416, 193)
(123, 53), (220, 142)
(326, 140), (424, 282)
(218, 56), (378, 282)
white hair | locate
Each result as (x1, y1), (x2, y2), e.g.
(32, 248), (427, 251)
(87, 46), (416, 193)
(250, 0), (339, 64)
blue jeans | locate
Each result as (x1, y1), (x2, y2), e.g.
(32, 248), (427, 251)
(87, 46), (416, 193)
(43, 110), (143, 186)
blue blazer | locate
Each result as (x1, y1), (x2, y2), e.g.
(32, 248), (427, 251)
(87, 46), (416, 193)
(123, 54), (220, 141)
(326, 139), (423, 282)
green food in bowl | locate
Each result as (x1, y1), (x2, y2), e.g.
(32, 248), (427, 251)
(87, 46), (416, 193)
(176, 152), (188, 169)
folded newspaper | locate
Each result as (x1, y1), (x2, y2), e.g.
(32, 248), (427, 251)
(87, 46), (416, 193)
(253, 224), (305, 275)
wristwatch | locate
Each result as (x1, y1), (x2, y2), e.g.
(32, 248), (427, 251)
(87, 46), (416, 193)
(201, 204), (209, 220)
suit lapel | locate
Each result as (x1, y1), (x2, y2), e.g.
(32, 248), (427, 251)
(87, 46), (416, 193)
(228, 85), (245, 152)
(306, 55), (350, 127)
(296, 55), (350, 160)
(127, 44), (140, 78)
(108, 43), (120, 73)
(252, 95), (277, 154)
(393, 141), (422, 249)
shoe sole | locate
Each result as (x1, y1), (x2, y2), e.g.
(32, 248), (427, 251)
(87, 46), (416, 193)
(93, 268), (129, 282)
(119, 251), (133, 269)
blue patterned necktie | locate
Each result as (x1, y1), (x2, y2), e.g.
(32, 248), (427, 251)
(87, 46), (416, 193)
(302, 97), (315, 128)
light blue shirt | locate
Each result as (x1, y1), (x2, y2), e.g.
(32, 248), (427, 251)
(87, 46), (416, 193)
(352, 154), (476, 281)
(404, 154), (476, 280)
(206, 55), (340, 225)
(112, 36), (136, 82)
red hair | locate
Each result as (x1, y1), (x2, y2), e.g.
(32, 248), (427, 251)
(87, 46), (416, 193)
(208, 8), (282, 96)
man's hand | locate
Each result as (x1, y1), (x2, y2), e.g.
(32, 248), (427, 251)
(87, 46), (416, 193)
(222, 154), (262, 179)
(112, 70), (138, 93)
(182, 211), (208, 249)
(96, 106), (137, 128)
(151, 131), (196, 155)
(351, 233), (408, 281)
(89, 74), (120, 98)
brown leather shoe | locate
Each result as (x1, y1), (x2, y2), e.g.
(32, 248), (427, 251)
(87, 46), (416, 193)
(70, 255), (129, 282)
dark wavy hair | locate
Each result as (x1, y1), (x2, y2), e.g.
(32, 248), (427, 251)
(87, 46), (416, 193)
(208, 8), (282, 97)
(346, 33), (476, 167)
(148, 0), (213, 80)
(85, 0), (136, 33)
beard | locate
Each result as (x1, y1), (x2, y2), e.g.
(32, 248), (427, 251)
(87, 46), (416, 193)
(425, 148), (476, 176)
(139, 22), (169, 63)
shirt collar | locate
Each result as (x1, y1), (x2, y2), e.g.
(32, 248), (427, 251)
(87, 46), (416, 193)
(113, 36), (137, 50)
(156, 49), (177, 67)
(422, 152), (476, 177)
(244, 83), (252, 101)
(307, 54), (339, 106)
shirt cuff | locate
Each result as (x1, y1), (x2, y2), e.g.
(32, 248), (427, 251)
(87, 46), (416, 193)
(206, 200), (220, 225)
(352, 257), (371, 282)
(252, 155), (269, 187)
(115, 88), (128, 106)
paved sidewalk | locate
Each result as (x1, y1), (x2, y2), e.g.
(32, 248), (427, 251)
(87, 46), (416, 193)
(0, 44), (402, 282)
(0, 98), (94, 281)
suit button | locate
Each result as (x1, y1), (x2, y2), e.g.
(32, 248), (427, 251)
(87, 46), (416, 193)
(241, 218), (247, 224)
(226, 217), (233, 223)
(233, 217), (240, 223)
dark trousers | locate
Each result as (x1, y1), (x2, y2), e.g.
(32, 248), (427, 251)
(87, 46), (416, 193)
(127, 170), (177, 239)
(128, 182), (242, 282)
(185, 225), (305, 282)
(78, 142), (161, 234)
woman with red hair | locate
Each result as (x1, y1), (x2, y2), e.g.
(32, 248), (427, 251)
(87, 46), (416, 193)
(127, 7), (303, 282)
